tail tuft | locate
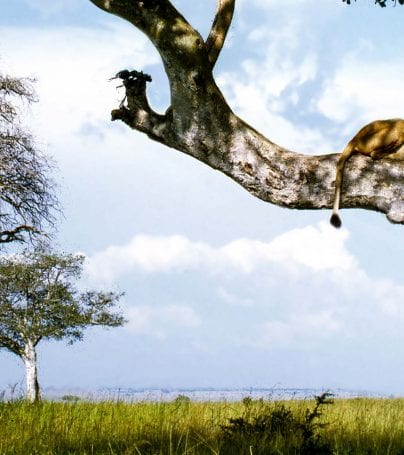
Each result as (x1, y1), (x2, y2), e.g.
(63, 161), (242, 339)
(330, 213), (342, 228)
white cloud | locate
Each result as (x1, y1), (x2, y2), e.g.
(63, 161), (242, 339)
(258, 310), (343, 349)
(85, 222), (404, 352)
(218, 72), (328, 154)
(22, 0), (82, 17)
(215, 16), (335, 154)
(85, 235), (214, 280)
(0, 24), (160, 144)
(125, 304), (201, 337)
(217, 2), (403, 155)
(265, 223), (354, 272)
(316, 56), (404, 129)
(360, 276), (404, 321)
(249, 263), (404, 350)
(217, 287), (253, 307)
(238, 0), (318, 9)
(85, 222), (354, 281)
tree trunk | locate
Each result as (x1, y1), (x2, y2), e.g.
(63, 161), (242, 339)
(22, 340), (40, 403)
(88, 0), (404, 226)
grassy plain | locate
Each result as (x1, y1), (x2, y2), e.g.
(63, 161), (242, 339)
(0, 397), (402, 454)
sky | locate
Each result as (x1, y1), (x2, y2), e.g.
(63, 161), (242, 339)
(0, 0), (404, 397)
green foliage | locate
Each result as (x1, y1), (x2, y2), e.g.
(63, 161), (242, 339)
(0, 249), (125, 355)
(0, 397), (402, 454)
(219, 393), (334, 454)
(0, 249), (126, 402)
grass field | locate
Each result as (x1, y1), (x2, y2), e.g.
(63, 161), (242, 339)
(0, 396), (403, 454)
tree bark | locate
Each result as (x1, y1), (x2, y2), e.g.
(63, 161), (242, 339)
(88, 0), (404, 226)
(22, 340), (40, 403)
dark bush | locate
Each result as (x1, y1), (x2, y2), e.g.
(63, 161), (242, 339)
(219, 393), (334, 454)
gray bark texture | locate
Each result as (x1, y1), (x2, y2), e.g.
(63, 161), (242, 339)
(22, 339), (40, 403)
(89, 0), (404, 226)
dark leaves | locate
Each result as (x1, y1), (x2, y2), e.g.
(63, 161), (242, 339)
(219, 393), (334, 454)
(343, 0), (404, 6)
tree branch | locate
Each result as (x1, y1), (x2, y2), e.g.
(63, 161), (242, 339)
(206, 0), (236, 68)
(0, 73), (58, 246)
(89, 0), (404, 226)
(111, 73), (172, 144)
(0, 334), (23, 356)
(88, 0), (206, 69)
(0, 225), (39, 244)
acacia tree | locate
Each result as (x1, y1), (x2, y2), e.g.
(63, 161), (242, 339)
(0, 73), (57, 245)
(88, 0), (404, 226)
(0, 250), (125, 403)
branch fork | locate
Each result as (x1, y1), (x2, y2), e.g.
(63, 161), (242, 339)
(90, 0), (404, 225)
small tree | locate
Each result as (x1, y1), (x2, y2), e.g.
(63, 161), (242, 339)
(0, 250), (125, 403)
(0, 72), (57, 245)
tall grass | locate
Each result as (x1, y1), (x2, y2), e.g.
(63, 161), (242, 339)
(0, 397), (402, 454)
(323, 398), (404, 454)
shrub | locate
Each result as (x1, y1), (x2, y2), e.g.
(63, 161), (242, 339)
(219, 393), (334, 454)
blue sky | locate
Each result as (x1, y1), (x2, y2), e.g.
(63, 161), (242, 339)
(0, 0), (404, 396)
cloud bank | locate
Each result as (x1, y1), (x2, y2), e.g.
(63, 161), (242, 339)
(85, 222), (354, 280)
(85, 222), (404, 351)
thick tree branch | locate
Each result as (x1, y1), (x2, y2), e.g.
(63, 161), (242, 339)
(87, 1), (206, 70)
(89, 0), (404, 225)
(0, 225), (38, 244)
(111, 74), (171, 144)
(206, 0), (236, 68)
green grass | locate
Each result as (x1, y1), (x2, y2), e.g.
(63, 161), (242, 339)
(0, 397), (402, 454)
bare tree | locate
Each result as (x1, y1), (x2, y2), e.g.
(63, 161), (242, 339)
(88, 0), (404, 226)
(0, 73), (57, 245)
(0, 250), (125, 403)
